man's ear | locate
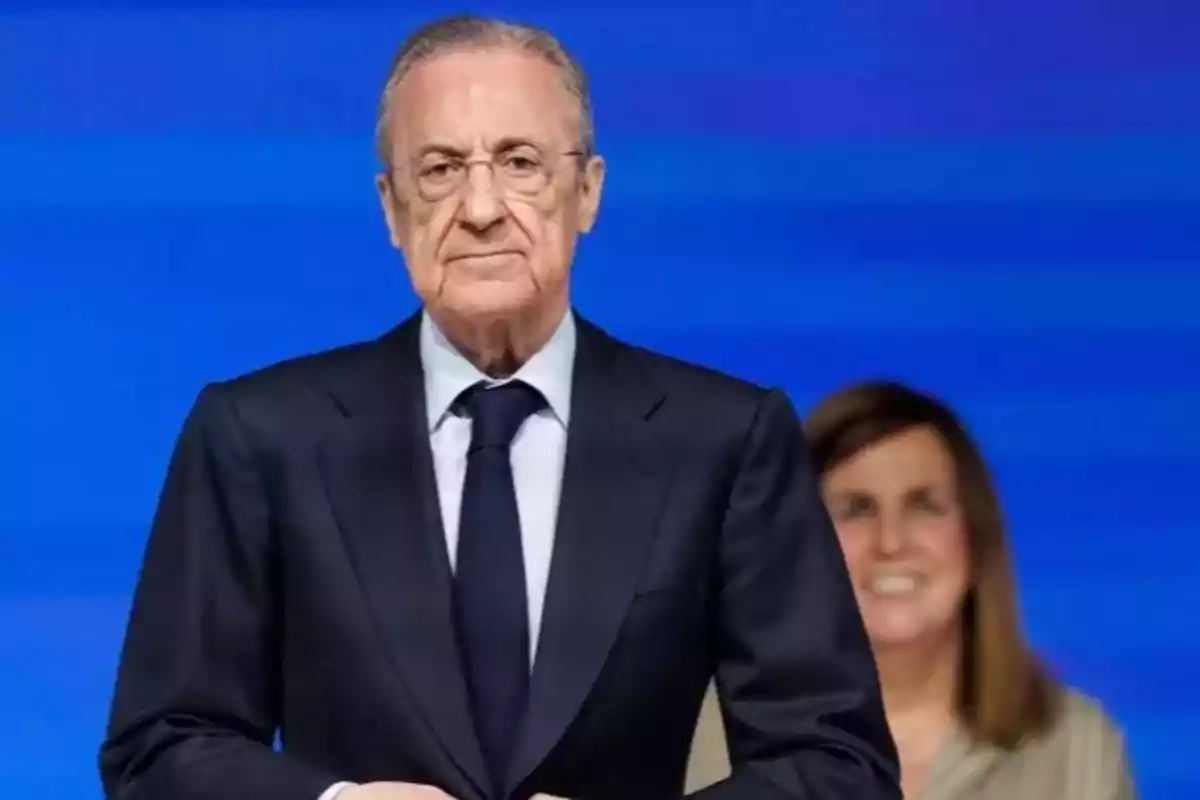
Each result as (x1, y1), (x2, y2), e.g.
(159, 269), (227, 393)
(576, 154), (605, 234)
(375, 171), (406, 249)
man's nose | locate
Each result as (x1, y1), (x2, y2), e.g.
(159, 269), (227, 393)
(460, 163), (505, 230)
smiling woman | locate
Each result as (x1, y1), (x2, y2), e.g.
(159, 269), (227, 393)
(686, 380), (1137, 800)
(805, 383), (1055, 749)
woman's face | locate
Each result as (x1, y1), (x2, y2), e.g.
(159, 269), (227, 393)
(822, 425), (971, 651)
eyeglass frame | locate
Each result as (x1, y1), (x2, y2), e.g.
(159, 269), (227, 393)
(388, 144), (587, 203)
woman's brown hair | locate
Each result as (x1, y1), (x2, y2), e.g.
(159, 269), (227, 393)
(803, 380), (1060, 749)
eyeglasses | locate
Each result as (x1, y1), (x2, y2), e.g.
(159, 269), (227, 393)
(401, 148), (584, 202)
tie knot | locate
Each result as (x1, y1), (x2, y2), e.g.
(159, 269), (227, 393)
(461, 380), (546, 451)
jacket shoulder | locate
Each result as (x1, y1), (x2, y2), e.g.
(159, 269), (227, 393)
(597, 324), (776, 412)
(194, 326), (406, 444)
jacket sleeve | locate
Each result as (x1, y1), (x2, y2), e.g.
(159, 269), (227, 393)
(689, 389), (901, 800)
(99, 384), (339, 799)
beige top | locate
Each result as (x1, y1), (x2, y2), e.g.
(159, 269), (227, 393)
(685, 684), (1136, 800)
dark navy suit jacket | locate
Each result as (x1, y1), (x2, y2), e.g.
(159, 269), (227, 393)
(100, 312), (900, 800)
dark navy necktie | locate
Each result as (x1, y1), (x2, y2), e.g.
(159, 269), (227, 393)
(453, 380), (546, 794)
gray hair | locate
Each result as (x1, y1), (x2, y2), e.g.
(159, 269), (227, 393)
(375, 14), (595, 167)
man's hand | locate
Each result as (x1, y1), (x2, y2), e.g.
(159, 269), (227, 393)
(340, 783), (456, 799)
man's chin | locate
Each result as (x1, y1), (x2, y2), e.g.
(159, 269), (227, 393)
(438, 278), (544, 320)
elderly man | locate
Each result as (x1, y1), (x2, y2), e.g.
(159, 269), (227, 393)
(100, 14), (899, 800)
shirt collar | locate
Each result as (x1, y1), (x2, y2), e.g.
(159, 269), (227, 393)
(420, 309), (576, 432)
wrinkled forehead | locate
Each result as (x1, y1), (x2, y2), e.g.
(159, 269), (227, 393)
(389, 48), (580, 157)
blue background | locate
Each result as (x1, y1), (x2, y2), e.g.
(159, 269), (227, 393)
(2, 1), (1198, 797)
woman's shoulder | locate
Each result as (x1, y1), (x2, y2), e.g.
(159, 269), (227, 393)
(1049, 688), (1127, 748)
(999, 687), (1134, 799)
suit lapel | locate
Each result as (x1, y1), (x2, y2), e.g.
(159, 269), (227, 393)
(507, 318), (675, 794)
(317, 315), (490, 799)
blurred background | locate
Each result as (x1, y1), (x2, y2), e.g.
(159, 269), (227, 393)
(1, 0), (1198, 797)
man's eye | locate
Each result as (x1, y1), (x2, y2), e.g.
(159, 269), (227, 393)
(422, 162), (459, 180)
(504, 155), (540, 173)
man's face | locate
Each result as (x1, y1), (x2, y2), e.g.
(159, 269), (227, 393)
(376, 47), (604, 328)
